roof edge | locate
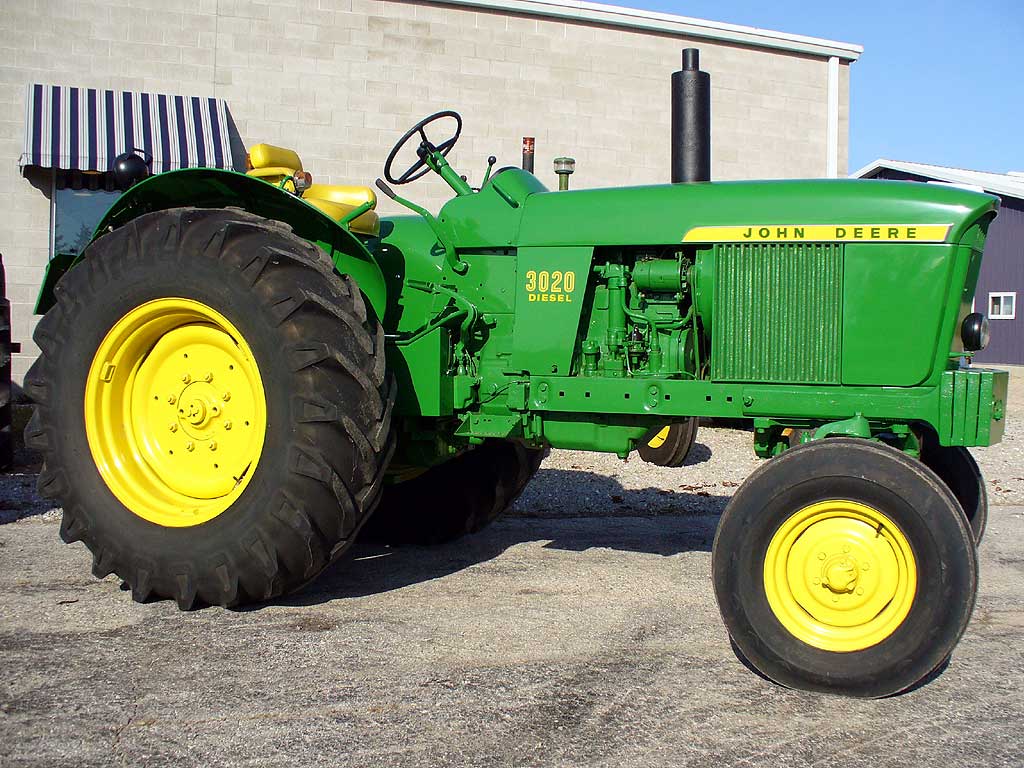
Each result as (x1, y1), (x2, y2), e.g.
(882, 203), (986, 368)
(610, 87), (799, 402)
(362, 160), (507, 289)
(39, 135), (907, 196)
(852, 158), (1024, 200)
(435, 0), (863, 60)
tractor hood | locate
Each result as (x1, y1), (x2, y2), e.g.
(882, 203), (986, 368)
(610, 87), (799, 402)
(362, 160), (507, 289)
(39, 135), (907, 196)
(515, 178), (999, 248)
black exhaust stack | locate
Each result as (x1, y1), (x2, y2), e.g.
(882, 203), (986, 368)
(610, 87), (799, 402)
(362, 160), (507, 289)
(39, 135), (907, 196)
(671, 48), (711, 183)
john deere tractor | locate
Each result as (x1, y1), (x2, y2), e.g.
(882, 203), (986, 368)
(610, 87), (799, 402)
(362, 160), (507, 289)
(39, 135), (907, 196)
(26, 51), (1007, 698)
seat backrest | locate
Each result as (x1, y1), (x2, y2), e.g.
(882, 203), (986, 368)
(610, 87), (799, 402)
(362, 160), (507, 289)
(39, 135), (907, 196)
(248, 143), (302, 172)
(247, 143), (303, 183)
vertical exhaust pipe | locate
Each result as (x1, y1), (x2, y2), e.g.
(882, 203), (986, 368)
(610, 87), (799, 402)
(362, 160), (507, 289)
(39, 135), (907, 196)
(671, 48), (711, 183)
(522, 136), (535, 173)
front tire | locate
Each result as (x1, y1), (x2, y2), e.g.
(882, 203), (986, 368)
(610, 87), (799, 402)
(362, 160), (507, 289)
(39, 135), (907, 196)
(920, 438), (987, 543)
(24, 208), (394, 608)
(712, 438), (977, 698)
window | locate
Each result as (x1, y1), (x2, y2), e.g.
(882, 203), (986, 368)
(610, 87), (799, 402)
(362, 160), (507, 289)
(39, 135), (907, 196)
(53, 186), (120, 259)
(989, 292), (1016, 320)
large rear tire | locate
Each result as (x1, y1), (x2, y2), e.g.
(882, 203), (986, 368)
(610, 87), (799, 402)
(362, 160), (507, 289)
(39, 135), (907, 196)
(713, 438), (977, 698)
(365, 439), (545, 546)
(24, 208), (394, 608)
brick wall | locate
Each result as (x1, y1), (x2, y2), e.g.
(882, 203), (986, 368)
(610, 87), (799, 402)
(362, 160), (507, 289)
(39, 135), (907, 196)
(0, 0), (851, 384)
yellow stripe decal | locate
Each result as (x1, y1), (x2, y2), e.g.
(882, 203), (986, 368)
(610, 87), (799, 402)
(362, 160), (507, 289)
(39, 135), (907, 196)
(681, 224), (953, 243)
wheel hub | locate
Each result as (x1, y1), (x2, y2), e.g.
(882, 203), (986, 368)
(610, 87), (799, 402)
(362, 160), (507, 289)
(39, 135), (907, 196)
(822, 556), (859, 594)
(178, 385), (224, 435)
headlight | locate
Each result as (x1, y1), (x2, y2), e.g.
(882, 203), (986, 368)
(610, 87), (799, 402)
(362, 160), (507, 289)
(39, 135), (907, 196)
(961, 312), (990, 351)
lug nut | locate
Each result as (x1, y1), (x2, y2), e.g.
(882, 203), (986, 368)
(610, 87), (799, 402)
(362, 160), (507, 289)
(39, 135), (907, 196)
(182, 374), (192, 384)
(204, 372), (214, 383)
(224, 421), (232, 431)
(169, 423), (178, 433)
(186, 441), (195, 452)
(209, 441), (217, 451)
(818, 552), (826, 560)
(168, 394), (176, 404)
(222, 392), (231, 401)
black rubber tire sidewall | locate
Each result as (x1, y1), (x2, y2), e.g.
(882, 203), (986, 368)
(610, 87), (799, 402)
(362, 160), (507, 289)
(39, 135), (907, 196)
(921, 438), (988, 543)
(637, 418), (698, 467)
(366, 439), (546, 546)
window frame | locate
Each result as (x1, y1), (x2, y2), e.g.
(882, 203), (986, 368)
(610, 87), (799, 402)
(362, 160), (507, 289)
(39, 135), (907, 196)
(989, 292), (1017, 320)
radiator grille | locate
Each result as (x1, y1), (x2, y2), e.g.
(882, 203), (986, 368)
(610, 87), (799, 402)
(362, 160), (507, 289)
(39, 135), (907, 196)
(711, 242), (843, 384)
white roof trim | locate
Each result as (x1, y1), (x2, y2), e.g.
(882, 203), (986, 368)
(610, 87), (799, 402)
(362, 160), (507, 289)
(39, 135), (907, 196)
(437, 0), (863, 60)
(852, 159), (1024, 200)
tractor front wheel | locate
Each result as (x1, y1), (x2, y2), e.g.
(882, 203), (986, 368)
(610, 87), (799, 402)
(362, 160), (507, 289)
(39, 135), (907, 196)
(712, 438), (977, 698)
(25, 208), (394, 608)
(365, 440), (545, 546)
(920, 438), (987, 543)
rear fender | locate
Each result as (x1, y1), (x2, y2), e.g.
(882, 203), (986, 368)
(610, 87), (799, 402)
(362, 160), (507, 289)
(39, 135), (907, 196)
(35, 168), (388, 318)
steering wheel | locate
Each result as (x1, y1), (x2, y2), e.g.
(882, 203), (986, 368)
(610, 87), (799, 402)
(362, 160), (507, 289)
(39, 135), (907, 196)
(384, 110), (462, 185)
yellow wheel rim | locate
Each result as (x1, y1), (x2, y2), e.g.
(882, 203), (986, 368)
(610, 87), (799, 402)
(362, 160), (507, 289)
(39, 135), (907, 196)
(763, 500), (917, 652)
(84, 298), (267, 527)
(648, 426), (671, 448)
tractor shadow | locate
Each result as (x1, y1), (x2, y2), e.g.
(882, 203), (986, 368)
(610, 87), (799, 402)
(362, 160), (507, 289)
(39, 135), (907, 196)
(272, 466), (729, 608)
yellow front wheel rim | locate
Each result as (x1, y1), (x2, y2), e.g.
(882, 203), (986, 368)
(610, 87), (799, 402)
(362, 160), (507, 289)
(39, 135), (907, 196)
(84, 298), (267, 527)
(764, 500), (917, 652)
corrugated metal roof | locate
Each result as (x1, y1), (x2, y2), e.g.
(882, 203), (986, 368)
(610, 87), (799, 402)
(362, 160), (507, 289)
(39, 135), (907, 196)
(438, 0), (863, 60)
(852, 159), (1024, 201)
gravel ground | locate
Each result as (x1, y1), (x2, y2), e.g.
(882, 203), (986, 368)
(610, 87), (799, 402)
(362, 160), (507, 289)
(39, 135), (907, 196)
(1, 504), (1022, 767)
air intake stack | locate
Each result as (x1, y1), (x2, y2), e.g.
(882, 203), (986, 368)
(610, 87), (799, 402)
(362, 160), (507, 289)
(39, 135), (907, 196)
(671, 48), (711, 183)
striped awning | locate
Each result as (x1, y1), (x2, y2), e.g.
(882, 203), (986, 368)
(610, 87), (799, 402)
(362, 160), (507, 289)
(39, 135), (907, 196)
(20, 84), (235, 174)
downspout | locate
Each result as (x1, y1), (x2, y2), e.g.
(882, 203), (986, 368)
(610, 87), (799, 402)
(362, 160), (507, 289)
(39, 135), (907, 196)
(826, 55), (839, 178)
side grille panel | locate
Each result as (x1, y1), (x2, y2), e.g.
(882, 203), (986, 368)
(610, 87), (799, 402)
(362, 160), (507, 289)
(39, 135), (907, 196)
(711, 243), (843, 384)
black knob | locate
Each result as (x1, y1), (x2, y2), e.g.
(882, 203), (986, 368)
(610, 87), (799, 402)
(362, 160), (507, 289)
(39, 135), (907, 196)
(111, 150), (151, 189)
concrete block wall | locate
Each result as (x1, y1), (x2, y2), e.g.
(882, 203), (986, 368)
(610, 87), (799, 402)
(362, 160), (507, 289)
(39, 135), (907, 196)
(0, 0), (851, 384)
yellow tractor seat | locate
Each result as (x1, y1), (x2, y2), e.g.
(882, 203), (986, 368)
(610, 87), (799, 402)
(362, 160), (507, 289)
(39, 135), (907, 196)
(246, 143), (380, 237)
(303, 184), (379, 237)
(248, 143), (302, 179)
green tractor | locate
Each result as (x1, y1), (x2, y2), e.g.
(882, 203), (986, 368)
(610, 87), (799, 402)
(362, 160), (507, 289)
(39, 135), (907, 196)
(26, 51), (1006, 698)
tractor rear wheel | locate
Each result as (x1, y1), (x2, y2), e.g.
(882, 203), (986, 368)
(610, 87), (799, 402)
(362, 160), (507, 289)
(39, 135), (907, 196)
(24, 207), (394, 608)
(637, 418), (698, 467)
(713, 438), (977, 698)
(365, 440), (545, 546)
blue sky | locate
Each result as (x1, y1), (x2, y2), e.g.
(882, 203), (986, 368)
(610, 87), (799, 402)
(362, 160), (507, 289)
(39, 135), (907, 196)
(622, 0), (1022, 174)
